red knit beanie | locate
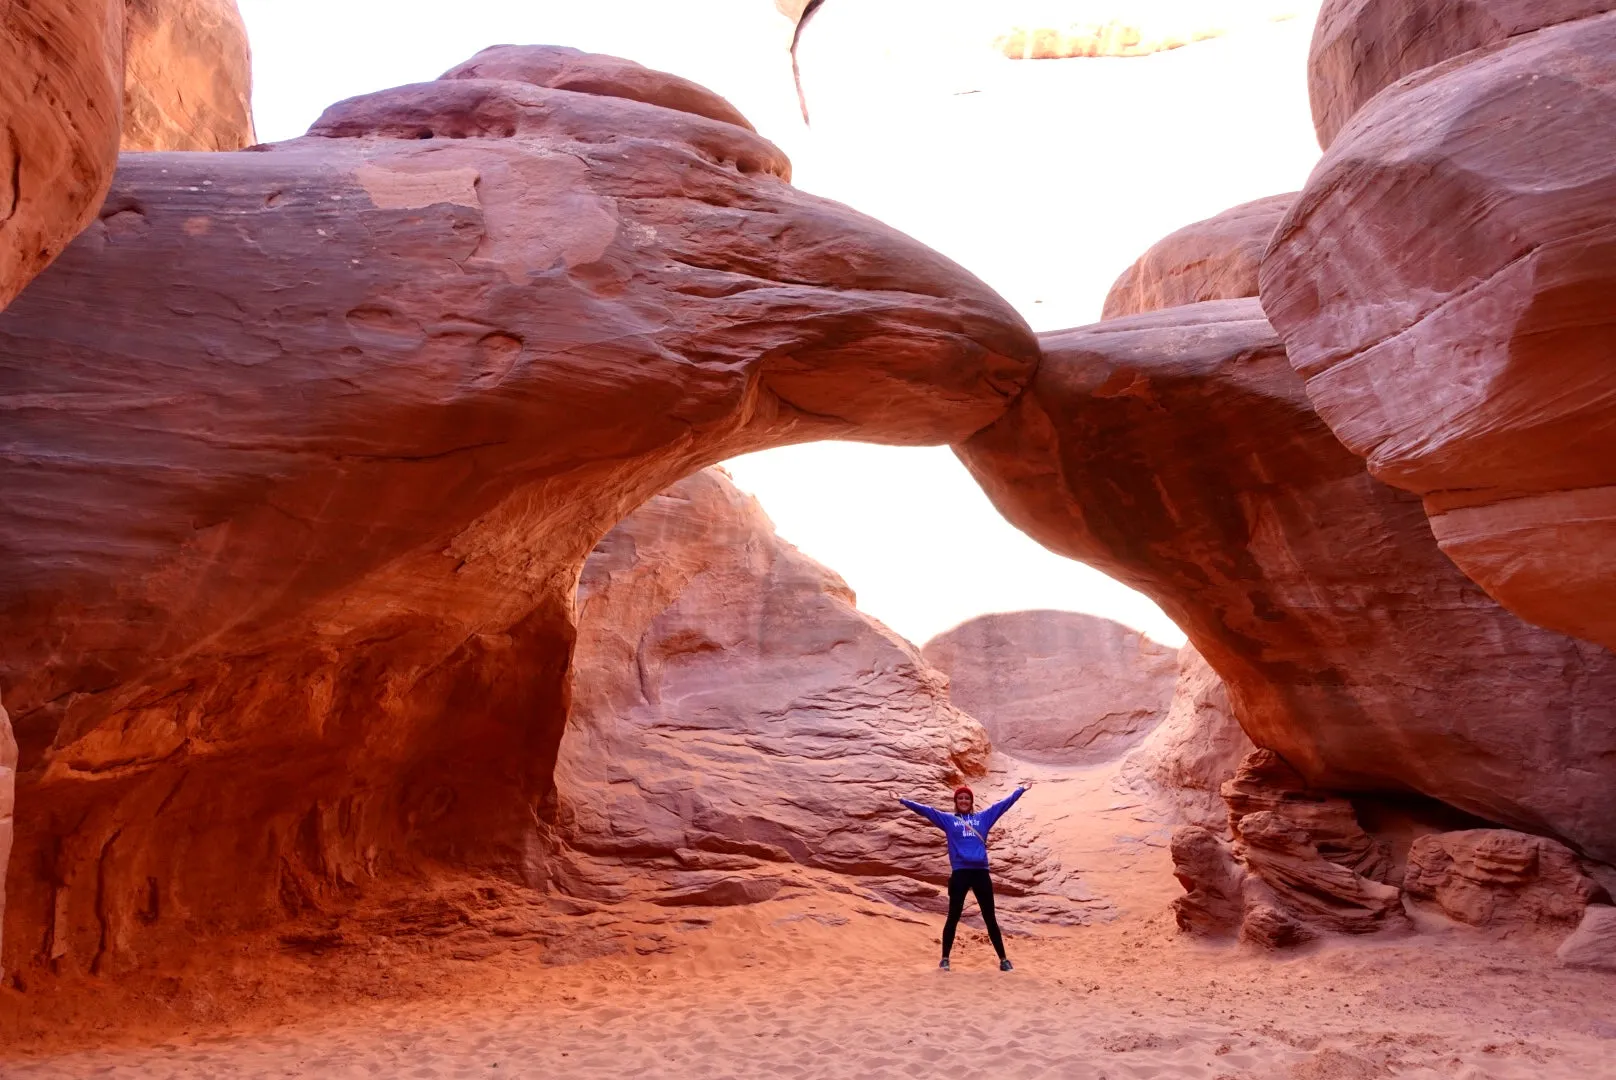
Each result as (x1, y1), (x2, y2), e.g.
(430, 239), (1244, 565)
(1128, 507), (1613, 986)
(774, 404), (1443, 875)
(953, 785), (974, 800)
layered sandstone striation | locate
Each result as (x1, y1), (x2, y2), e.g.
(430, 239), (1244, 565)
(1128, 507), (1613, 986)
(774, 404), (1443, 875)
(0, 0), (125, 310)
(920, 611), (1177, 765)
(1120, 644), (1253, 831)
(1404, 830), (1608, 929)
(0, 47), (1038, 976)
(550, 469), (1079, 916)
(1307, 0), (1616, 148)
(1265, 11), (1616, 654)
(1170, 750), (1406, 946)
(121, 0), (255, 151)
(956, 299), (1616, 863)
(1102, 194), (1294, 319)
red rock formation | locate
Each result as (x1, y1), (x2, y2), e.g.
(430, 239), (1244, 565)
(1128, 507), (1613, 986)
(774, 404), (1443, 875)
(0, 0), (124, 310)
(1404, 830), (1607, 928)
(121, 0), (256, 151)
(1266, 12), (1616, 655)
(1169, 826), (1243, 936)
(550, 469), (1082, 917)
(995, 4), (1300, 61)
(1558, 905), (1616, 971)
(956, 299), (1616, 864)
(1169, 750), (1406, 945)
(1121, 644), (1254, 831)
(920, 611), (1177, 765)
(0, 47), (1038, 976)
(1307, 0), (1615, 148)
(1102, 194), (1295, 319)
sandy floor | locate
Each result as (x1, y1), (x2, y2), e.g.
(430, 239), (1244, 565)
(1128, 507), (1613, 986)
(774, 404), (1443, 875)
(6, 904), (1615, 1079)
(5, 762), (1615, 1078)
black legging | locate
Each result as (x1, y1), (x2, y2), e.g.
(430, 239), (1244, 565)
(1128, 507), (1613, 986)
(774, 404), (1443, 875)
(942, 868), (1007, 960)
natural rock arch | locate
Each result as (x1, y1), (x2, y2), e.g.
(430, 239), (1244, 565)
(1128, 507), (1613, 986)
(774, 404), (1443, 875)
(0, 46), (1037, 977)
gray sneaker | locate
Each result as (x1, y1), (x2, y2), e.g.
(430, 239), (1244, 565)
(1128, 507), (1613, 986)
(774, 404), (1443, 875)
(939, 957), (951, 971)
(999, 958), (1014, 972)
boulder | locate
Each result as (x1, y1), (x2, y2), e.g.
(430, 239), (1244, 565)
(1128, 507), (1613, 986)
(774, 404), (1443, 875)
(956, 299), (1616, 863)
(1120, 644), (1254, 831)
(0, 0), (124, 310)
(920, 611), (1177, 765)
(551, 469), (1069, 909)
(1264, 12), (1616, 655)
(0, 47), (1038, 975)
(1404, 830), (1608, 928)
(1557, 905), (1616, 971)
(1102, 193), (1295, 319)
(121, 0), (256, 151)
(1307, 0), (1616, 148)
(1169, 825), (1243, 936)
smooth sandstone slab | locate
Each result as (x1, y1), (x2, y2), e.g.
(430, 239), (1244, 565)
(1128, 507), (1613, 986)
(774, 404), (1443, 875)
(0, 0), (124, 310)
(921, 611), (1177, 765)
(957, 298), (1616, 863)
(1102, 194), (1295, 319)
(0, 47), (1037, 974)
(1264, 13), (1616, 652)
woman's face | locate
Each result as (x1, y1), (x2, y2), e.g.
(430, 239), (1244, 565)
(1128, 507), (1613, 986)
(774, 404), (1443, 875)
(954, 791), (974, 814)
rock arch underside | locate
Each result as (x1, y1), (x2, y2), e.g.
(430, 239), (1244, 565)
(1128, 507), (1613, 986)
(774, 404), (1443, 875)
(2, 0), (1616, 1022)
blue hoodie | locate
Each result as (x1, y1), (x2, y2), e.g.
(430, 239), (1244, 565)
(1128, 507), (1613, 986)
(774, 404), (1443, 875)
(900, 788), (1026, 871)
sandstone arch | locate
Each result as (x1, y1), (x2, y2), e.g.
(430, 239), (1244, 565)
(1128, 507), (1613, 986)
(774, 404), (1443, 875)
(0, 46), (1037, 976)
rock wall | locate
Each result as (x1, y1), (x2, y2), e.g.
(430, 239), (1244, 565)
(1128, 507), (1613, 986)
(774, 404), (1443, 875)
(0, 47), (1038, 976)
(122, 0), (256, 151)
(1265, 8), (1616, 654)
(1307, 0), (1616, 148)
(0, 0), (124, 311)
(920, 611), (1177, 765)
(551, 469), (1071, 910)
(956, 298), (1616, 863)
(1120, 644), (1253, 830)
(1102, 193), (1295, 319)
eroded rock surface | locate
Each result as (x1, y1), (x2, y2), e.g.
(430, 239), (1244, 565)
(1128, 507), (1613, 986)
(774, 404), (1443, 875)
(921, 611), (1177, 765)
(0, 47), (1038, 975)
(1558, 905), (1616, 971)
(550, 469), (1083, 919)
(122, 0), (256, 151)
(1404, 830), (1608, 929)
(956, 299), (1616, 863)
(0, 0), (124, 310)
(1102, 194), (1294, 318)
(1120, 644), (1253, 831)
(1266, 12), (1616, 654)
(1307, 0), (1616, 148)
(1169, 750), (1405, 945)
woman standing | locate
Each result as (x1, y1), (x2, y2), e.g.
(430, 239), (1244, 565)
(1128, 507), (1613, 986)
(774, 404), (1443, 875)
(899, 784), (1028, 971)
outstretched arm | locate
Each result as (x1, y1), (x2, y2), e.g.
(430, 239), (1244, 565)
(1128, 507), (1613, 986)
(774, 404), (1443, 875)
(899, 798), (947, 829)
(979, 787), (1027, 832)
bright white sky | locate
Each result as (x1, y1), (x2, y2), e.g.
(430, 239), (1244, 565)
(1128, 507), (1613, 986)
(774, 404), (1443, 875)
(236, 0), (1325, 648)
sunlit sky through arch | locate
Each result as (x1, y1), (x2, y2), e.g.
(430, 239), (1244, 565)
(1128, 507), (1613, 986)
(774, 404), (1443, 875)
(236, 0), (1327, 648)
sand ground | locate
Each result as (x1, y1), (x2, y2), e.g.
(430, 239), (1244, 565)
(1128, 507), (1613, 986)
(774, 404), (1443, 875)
(4, 763), (1615, 1078)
